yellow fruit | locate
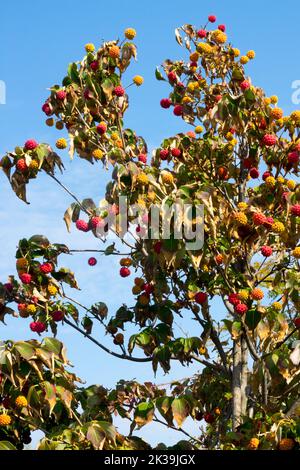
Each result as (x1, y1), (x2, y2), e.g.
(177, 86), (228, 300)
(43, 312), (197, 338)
(48, 285), (58, 296)
(125, 28), (136, 40)
(85, 43), (95, 53)
(110, 132), (119, 141)
(272, 221), (285, 233)
(248, 438), (260, 450)
(16, 258), (28, 269)
(272, 302), (282, 311)
(287, 180), (296, 190)
(147, 191), (156, 202)
(238, 290), (249, 301)
(264, 97), (271, 106)
(56, 138), (67, 149)
(161, 171), (174, 185)
(190, 51), (199, 62)
(15, 395), (28, 408)
(109, 45), (120, 59)
(92, 149), (103, 159)
(138, 294), (150, 306)
(212, 30), (227, 44)
(277, 176), (285, 184)
(240, 56), (249, 64)
(278, 438), (294, 451)
(202, 264), (209, 272)
(271, 107), (283, 120)
(0, 414), (11, 426)
(199, 346), (206, 355)
(182, 96), (193, 103)
(132, 285), (142, 295)
(26, 304), (36, 314)
(195, 125), (203, 134)
(238, 202), (248, 211)
(292, 247), (300, 259)
(251, 288), (264, 301)
(120, 258), (132, 267)
(214, 407), (221, 415)
(265, 176), (276, 187)
(29, 160), (39, 170)
(137, 172), (149, 185)
(270, 95), (278, 104)
(197, 42), (213, 54)
(232, 48), (240, 57)
(187, 82), (195, 92)
(133, 75), (144, 86)
(290, 110), (300, 125)
(246, 50), (256, 59)
(233, 212), (248, 225)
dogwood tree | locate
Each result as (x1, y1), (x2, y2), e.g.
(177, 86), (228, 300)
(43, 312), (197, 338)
(1, 15), (300, 450)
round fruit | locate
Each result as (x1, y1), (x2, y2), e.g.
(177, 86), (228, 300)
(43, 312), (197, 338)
(96, 122), (107, 135)
(278, 438), (294, 451)
(203, 412), (214, 423)
(215, 254), (224, 265)
(253, 212), (266, 226)
(133, 75), (143, 86)
(262, 134), (277, 147)
(290, 204), (300, 216)
(26, 304), (36, 314)
(293, 318), (300, 329)
(228, 293), (240, 306)
(108, 46), (120, 59)
(15, 396), (28, 408)
(138, 153), (147, 164)
(195, 292), (208, 304)
(114, 86), (125, 97)
(235, 303), (248, 315)
(56, 90), (66, 101)
(85, 43), (95, 52)
(0, 414), (11, 426)
(160, 149), (169, 160)
(137, 172), (149, 185)
(19, 273), (32, 284)
(125, 28), (136, 40)
(114, 333), (124, 345)
(48, 285), (58, 296)
(251, 288), (264, 300)
(120, 267), (130, 278)
(261, 246), (273, 257)
(30, 321), (46, 333)
(160, 98), (172, 109)
(16, 159), (28, 172)
(51, 310), (64, 322)
(88, 257), (97, 266)
(292, 247), (300, 258)
(56, 138), (67, 149)
(75, 219), (89, 232)
(249, 167), (259, 179)
(171, 148), (181, 158)
(240, 80), (250, 91)
(40, 262), (53, 274)
(233, 212), (248, 226)
(92, 149), (103, 159)
(24, 139), (38, 151)
(173, 105), (183, 116)
(247, 438), (260, 450)
(208, 15), (216, 23)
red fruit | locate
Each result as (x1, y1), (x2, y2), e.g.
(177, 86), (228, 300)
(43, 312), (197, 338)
(16, 159), (28, 172)
(42, 102), (52, 115)
(24, 139), (38, 151)
(39, 263), (53, 274)
(75, 219), (89, 232)
(261, 246), (273, 257)
(243, 158), (253, 169)
(228, 293), (240, 306)
(259, 118), (267, 130)
(229, 127), (236, 134)
(240, 80), (250, 91)
(91, 216), (105, 229)
(197, 29), (207, 38)
(87, 257), (97, 266)
(154, 241), (162, 254)
(262, 171), (271, 181)
(138, 153), (147, 164)
(90, 60), (99, 71)
(83, 88), (92, 100)
(160, 149), (169, 160)
(249, 167), (259, 179)
(218, 24), (226, 32)
(114, 86), (125, 97)
(31, 296), (39, 304)
(294, 318), (300, 329)
(262, 134), (277, 147)
(160, 98), (172, 109)
(96, 122), (107, 135)
(291, 204), (300, 216)
(282, 191), (289, 202)
(253, 212), (266, 226)
(264, 217), (274, 228)
(143, 283), (154, 295)
(4, 283), (13, 292)
(235, 303), (248, 315)
(288, 151), (299, 164)
(190, 61), (198, 68)
(120, 267), (130, 277)
(56, 90), (66, 100)
(204, 412), (215, 424)
(215, 94), (222, 102)
(173, 105), (183, 116)
(51, 310), (64, 322)
(19, 273), (32, 284)
(168, 71), (177, 82)
(195, 292), (208, 304)
(34, 321), (46, 333)
(208, 15), (217, 23)
(171, 148), (181, 158)
(18, 303), (27, 312)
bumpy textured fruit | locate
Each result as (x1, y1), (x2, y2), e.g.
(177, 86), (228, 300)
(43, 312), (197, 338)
(161, 171), (174, 184)
(233, 212), (248, 225)
(30, 321), (46, 333)
(29, 159), (39, 171)
(114, 86), (125, 97)
(272, 221), (285, 233)
(204, 412), (214, 424)
(138, 153), (147, 164)
(92, 149), (103, 159)
(40, 262), (53, 274)
(278, 438), (294, 451)
(120, 257), (132, 267)
(160, 149), (169, 160)
(215, 254), (224, 265)
(16, 258), (28, 269)
(48, 285), (58, 296)
(26, 304), (36, 314)
(271, 107), (283, 120)
(208, 15), (216, 22)
(253, 212), (266, 226)
(292, 247), (300, 258)
(0, 414), (11, 426)
(249, 167), (259, 179)
(238, 290), (249, 301)
(51, 310), (64, 322)
(171, 148), (181, 158)
(56, 138), (67, 149)
(261, 246), (273, 257)
(19, 273), (32, 284)
(160, 98), (172, 109)
(290, 204), (300, 216)
(288, 151), (299, 164)
(88, 257), (97, 266)
(91, 216), (105, 229)
(24, 139), (38, 151)
(262, 134), (277, 146)
(235, 303), (248, 315)
(251, 288), (264, 300)
(133, 75), (143, 86)
(134, 277), (145, 287)
(237, 202), (248, 211)
(76, 219), (89, 232)
(137, 172), (149, 185)
(16, 158), (28, 172)
(272, 302), (282, 311)
(85, 43), (95, 52)
(173, 105), (183, 116)
(120, 267), (131, 278)
(15, 396), (28, 408)
(56, 90), (66, 101)
(211, 30), (227, 44)
(240, 80), (250, 91)
(240, 56), (249, 64)
(228, 293), (240, 305)
(125, 28), (136, 40)
(197, 29), (207, 38)
(246, 50), (256, 59)
(287, 180), (296, 190)
(265, 176), (276, 187)
(247, 438), (259, 450)
(195, 292), (208, 304)
(108, 45), (120, 59)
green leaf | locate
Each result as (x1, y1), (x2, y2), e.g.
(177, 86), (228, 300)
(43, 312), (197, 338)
(171, 397), (190, 428)
(0, 441), (17, 450)
(14, 342), (36, 361)
(67, 62), (80, 83)
(134, 401), (155, 427)
(245, 309), (261, 330)
(42, 381), (57, 414)
(86, 423), (106, 450)
(42, 337), (63, 356)
(155, 67), (166, 81)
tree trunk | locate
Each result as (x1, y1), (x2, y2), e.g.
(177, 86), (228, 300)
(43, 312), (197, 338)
(232, 339), (242, 430)
(241, 336), (248, 415)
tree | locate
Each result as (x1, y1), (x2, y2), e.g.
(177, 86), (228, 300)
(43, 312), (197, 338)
(1, 16), (300, 451)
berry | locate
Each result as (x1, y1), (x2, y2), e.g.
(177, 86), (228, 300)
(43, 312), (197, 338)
(292, 247), (300, 259)
(91, 216), (105, 229)
(19, 273), (32, 284)
(253, 212), (266, 226)
(262, 134), (277, 147)
(249, 167), (259, 179)
(243, 157), (253, 169)
(278, 438), (294, 451)
(215, 254), (224, 265)
(161, 171), (174, 184)
(160, 149), (169, 160)
(272, 221), (285, 233)
(114, 333), (124, 345)
(48, 285), (58, 296)
(85, 43), (95, 52)
(125, 28), (136, 40)
(88, 257), (97, 266)
(203, 412), (214, 424)
(264, 217), (274, 228)
(173, 105), (183, 116)
(247, 50), (256, 59)
(90, 60), (99, 71)
(42, 102), (52, 115)
(133, 75), (143, 86)
(248, 438), (260, 450)
(160, 98), (172, 109)
(75, 219), (89, 232)
(235, 303), (248, 315)
(251, 288), (264, 300)
(56, 138), (67, 149)
(171, 148), (182, 158)
(40, 262), (53, 274)
(16, 159), (28, 172)
(26, 304), (36, 314)
(240, 80), (250, 91)
(4, 282), (13, 292)
(143, 283), (154, 295)
(195, 292), (208, 304)
(56, 90), (66, 100)
(24, 139), (38, 151)
(265, 176), (276, 187)
(138, 153), (147, 164)
(96, 122), (107, 135)
(197, 29), (207, 38)
(120, 267), (131, 278)
(168, 71), (177, 82)
(51, 310), (64, 322)
(262, 171), (271, 181)
(30, 321), (46, 333)
(108, 46), (120, 59)
(0, 414), (11, 426)
(120, 258), (132, 267)
(290, 204), (300, 216)
(208, 15), (216, 23)
(92, 149), (103, 159)
(137, 172), (149, 185)
(238, 290), (249, 301)
(261, 246), (273, 257)
(114, 86), (125, 97)
(293, 318), (300, 329)
(218, 167), (228, 180)
(233, 212), (248, 226)
(218, 24), (226, 32)
(15, 396), (28, 408)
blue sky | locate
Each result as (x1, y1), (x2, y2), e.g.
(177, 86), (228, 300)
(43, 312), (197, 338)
(1, 0), (300, 446)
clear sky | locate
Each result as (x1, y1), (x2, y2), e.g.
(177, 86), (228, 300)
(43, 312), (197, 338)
(1, 0), (300, 446)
